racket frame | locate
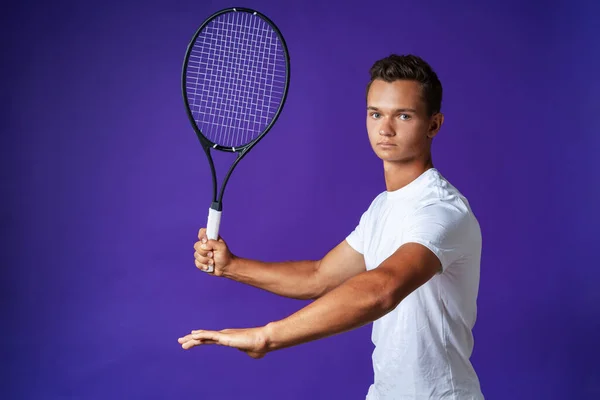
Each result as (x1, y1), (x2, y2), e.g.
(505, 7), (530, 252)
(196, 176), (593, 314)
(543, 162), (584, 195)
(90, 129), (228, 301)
(181, 7), (290, 249)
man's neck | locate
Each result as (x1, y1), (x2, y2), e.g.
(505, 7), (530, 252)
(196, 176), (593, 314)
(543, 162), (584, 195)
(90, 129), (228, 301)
(383, 159), (434, 192)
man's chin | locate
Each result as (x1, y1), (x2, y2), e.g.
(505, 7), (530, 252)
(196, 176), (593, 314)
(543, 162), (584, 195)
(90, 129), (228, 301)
(375, 154), (417, 166)
(374, 151), (406, 163)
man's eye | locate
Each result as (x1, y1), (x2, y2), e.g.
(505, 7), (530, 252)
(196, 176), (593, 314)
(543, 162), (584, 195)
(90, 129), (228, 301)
(399, 114), (411, 120)
(371, 112), (381, 119)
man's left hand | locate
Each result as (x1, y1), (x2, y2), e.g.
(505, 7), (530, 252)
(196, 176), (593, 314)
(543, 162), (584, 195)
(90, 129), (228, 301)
(178, 326), (270, 359)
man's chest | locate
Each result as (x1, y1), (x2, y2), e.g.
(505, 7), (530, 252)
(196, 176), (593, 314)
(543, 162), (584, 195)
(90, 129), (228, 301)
(362, 204), (414, 270)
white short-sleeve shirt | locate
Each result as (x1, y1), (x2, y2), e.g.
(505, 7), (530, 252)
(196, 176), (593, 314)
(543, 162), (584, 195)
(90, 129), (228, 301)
(346, 168), (484, 400)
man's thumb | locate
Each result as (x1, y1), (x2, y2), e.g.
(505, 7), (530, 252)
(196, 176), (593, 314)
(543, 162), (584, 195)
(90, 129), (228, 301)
(210, 238), (225, 249)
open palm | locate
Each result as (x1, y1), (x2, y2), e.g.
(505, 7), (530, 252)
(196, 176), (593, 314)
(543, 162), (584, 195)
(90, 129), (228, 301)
(178, 327), (269, 359)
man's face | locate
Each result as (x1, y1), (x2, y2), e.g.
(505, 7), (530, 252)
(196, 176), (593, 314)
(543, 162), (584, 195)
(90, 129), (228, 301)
(366, 79), (442, 164)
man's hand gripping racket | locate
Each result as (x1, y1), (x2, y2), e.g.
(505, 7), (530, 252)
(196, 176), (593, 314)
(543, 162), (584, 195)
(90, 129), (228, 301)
(193, 228), (235, 276)
(182, 7), (290, 273)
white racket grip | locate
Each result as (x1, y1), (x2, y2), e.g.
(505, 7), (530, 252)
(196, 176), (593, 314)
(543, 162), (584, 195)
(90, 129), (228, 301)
(206, 208), (221, 241)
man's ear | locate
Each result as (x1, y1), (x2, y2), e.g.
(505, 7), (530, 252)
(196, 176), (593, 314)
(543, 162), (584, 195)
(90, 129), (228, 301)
(427, 113), (444, 139)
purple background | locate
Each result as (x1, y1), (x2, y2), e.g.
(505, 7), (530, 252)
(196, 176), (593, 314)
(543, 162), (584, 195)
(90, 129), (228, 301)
(2, 0), (599, 399)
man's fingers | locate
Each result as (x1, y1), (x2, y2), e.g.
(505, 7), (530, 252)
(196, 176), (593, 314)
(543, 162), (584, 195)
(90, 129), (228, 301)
(196, 228), (212, 251)
(194, 259), (213, 272)
(194, 242), (212, 254)
(181, 339), (218, 350)
(178, 332), (196, 342)
(191, 330), (225, 344)
(178, 330), (220, 350)
(192, 331), (220, 342)
(203, 239), (223, 251)
(181, 339), (200, 350)
(194, 252), (213, 264)
(194, 239), (222, 255)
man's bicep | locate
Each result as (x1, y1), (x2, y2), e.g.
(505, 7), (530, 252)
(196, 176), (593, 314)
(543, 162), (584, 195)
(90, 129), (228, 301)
(313, 240), (366, 298)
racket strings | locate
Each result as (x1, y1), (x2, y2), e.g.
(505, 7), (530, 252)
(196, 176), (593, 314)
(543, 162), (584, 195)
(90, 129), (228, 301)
(185, 11), (287, 148)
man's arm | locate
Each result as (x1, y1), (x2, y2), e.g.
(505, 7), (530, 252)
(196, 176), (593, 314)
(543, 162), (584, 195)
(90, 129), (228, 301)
(180, 242), (440, 355)
(222, 240), (366, 300)
(263, 242), (440, 351)
(195, 227), (365, 300)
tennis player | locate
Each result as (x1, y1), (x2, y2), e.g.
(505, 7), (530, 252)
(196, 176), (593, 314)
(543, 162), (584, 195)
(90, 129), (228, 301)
(179, 54), (484, 400)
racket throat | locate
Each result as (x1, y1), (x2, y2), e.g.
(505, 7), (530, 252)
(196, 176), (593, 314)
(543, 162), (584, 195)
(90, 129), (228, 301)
(210, 201), (223, 212)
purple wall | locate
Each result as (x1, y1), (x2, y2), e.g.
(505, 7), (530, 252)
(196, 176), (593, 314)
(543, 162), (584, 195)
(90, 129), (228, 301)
(3, 0), (599, 398)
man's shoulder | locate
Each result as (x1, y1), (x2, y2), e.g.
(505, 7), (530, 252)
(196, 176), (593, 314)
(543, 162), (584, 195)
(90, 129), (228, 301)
(363, 191), (388, 212)
(415, 170), (474, 216)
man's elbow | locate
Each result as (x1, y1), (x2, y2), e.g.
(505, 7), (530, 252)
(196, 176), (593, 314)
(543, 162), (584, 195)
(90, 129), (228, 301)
(371, 270), (409, 314)
(307, 259), (326, 300)
(374, 289), (403, 315)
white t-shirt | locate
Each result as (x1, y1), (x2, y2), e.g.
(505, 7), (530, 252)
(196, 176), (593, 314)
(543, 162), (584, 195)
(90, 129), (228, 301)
(346, 168), (484, 400)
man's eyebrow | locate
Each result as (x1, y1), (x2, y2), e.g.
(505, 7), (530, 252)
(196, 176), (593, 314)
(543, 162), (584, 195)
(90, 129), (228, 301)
(367, 106), (417, 113)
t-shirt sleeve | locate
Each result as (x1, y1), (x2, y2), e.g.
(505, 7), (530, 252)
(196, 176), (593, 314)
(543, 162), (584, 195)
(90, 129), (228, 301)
(345, 209), (368, 255)
(401, 201), (472, 271)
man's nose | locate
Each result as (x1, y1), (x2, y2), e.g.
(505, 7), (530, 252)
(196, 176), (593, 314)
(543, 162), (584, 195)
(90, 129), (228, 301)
(378, 121), (395, 136)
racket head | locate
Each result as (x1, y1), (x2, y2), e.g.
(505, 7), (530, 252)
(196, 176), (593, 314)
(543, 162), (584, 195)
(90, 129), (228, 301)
(182, 7), (290, 153)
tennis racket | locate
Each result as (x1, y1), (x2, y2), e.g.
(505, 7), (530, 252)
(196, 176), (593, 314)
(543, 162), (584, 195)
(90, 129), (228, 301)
(182, 7), (290, 272)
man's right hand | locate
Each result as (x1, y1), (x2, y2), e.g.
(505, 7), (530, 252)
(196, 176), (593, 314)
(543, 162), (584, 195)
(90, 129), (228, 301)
(194, 228), (236, 276)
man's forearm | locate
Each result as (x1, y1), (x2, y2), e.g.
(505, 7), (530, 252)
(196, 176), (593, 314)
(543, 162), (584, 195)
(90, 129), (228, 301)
(263, 268), (398, 351)
(223, 257), (321, 300)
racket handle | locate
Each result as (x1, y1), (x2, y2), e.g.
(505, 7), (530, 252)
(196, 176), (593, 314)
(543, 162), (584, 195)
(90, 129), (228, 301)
(206, 207), (221, 241)
(204, 207), (221, 274)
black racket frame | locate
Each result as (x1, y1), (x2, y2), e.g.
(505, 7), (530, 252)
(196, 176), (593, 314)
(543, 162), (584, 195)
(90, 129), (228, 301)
(181, 7), (291, 211)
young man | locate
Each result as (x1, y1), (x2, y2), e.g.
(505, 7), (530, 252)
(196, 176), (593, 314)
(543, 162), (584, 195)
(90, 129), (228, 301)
(179, 54), (484, 399)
